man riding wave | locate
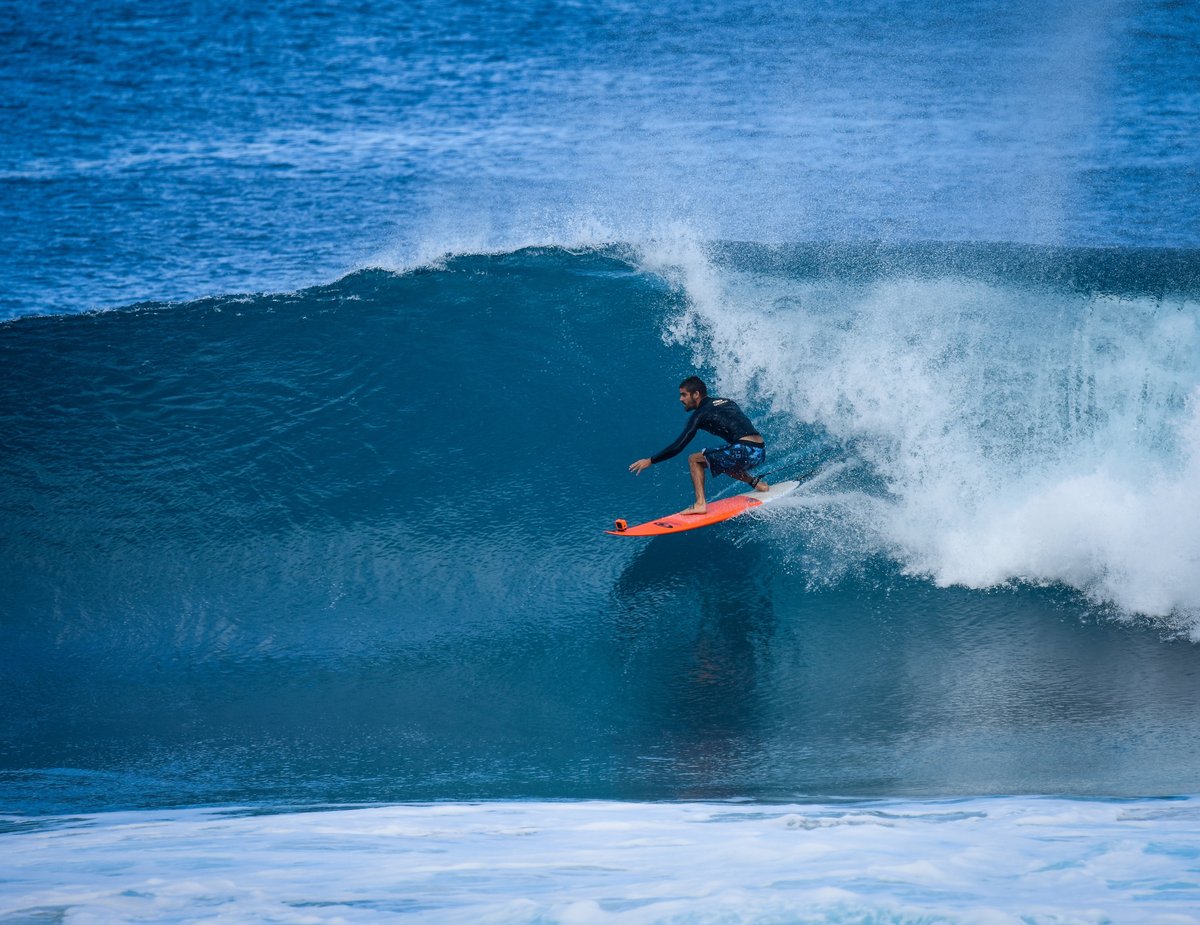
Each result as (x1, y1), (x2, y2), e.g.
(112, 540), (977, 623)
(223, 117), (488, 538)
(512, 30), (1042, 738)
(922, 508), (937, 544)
(628, 376), (769, 515)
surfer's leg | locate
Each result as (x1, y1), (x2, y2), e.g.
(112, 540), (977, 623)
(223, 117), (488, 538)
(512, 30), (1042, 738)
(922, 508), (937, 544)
(681, 451), (709, 515)
(731, 469), (770, 492)
(714, 443), (769, 493)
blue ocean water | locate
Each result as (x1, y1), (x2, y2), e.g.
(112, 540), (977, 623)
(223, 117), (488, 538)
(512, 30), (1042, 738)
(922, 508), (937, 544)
(3, 0), (1200, 920)
(2, 0), (1197, 318)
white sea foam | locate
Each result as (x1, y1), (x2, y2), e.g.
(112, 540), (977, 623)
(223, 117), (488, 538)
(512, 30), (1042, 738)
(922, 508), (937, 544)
(647, 240), (1200, 634)
(365, 206), (718, 277)
(1, 797), (1197, 924)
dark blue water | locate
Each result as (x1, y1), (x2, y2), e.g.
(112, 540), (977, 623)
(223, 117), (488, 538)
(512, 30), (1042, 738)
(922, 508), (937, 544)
(3, 0), (1197, 318)
(2, 0), (1200, 818)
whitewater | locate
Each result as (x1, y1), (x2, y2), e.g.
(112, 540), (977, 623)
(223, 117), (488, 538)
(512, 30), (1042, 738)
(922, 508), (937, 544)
(3, 798), (1200, 923)
(647, 240), (1200, 629)
(3, 0), (1200, 921)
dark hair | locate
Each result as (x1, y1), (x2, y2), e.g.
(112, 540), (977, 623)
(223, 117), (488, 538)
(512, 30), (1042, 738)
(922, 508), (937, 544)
(679, 375), (707, 398)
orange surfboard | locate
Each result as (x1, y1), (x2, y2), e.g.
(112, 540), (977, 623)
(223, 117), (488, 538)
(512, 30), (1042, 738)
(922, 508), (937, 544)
(607, 480), (800, 536)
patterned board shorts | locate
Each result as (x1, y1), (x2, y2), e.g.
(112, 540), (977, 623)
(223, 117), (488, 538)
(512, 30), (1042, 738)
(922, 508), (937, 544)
(702, 441), (766, 477)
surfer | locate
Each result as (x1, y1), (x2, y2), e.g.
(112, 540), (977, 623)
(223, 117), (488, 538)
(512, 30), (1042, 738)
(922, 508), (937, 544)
(628, 376), (769, 515)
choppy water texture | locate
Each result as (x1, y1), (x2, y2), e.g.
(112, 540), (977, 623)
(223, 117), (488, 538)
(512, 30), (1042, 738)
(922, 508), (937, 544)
(2, 0), (1198, 317)
(3, 0), (1200, 920)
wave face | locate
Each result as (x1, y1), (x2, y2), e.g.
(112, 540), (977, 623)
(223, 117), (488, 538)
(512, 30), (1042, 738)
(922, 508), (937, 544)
(3, 244), (1200, 811)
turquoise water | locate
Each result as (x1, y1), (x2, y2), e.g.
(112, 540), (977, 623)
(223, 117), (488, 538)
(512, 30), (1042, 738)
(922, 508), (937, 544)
(3, 1), (1200, 920)
(3, 244), (1199, 814)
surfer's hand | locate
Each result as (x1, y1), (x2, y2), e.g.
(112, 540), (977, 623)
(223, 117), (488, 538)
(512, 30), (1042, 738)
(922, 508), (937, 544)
(629, 458), (652, 475)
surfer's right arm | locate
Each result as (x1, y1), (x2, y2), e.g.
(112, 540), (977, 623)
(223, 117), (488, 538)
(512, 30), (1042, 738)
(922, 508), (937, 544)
(631, 412), (701, 473)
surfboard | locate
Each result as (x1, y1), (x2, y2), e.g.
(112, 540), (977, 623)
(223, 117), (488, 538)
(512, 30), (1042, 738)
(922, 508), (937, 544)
(607, 480), (801, 536)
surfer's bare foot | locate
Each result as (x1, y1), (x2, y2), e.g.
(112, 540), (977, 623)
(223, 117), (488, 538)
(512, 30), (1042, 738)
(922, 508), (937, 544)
(680, 502), (708, 515)
(754, 480), (770, 492)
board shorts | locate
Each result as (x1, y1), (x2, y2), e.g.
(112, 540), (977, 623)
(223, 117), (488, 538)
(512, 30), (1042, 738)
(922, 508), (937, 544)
(702, 441), (766, 478)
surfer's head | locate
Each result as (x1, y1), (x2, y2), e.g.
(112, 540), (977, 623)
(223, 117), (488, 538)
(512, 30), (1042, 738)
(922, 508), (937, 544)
(679, 376), (707, 411)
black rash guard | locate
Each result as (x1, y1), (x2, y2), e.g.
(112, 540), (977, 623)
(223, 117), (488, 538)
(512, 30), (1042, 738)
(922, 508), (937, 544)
(650, 396), (762, 464)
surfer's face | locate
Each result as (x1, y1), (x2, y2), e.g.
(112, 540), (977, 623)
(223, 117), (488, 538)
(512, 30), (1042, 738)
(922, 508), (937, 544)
(679, 388), (703, 411)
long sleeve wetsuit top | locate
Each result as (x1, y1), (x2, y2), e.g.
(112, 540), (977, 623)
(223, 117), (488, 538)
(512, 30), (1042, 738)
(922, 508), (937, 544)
(650, 397), (762, 464)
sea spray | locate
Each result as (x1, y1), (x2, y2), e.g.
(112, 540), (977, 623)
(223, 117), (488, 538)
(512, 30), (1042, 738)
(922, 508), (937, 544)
(656, 243), (1200, 631)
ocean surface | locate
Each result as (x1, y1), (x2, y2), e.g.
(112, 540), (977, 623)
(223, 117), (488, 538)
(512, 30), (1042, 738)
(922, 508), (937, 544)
(3, 0), (1200, 921)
